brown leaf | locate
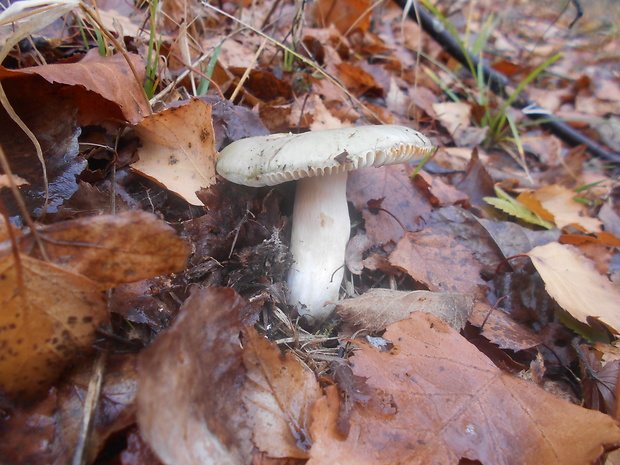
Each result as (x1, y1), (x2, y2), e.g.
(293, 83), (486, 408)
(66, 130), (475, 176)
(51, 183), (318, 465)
(528, 242), (620, 332)
(389, 228), (486, 295)
(348, 166), (432, 246)
(313, 0), (372, 34)
(137, 287), (252, 465)
(308, 313), (620, 465)
(0, 354), (138, 464)
(0, 49), (149, 125)
(0, 254), (107, 398)
(133, 99), (217, 205)
(336, 289), (472, 332)
(19, 211), (189, 288)
(469, 302), (543, 352)
(242, 328), (323, 459)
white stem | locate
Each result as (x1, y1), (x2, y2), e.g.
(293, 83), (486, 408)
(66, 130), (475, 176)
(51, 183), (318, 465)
(287, 172), (350, 323)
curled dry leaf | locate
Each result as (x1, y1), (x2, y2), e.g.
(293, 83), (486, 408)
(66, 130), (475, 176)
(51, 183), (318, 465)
(242, 328), (323, 459)
(0, 49), (149, 125)
(0, 254), (107, 398)
(528, 242), (620, 332)
(0, 211), (187, 398)
(138, 287), (252, 465)
(336, 289), (473, 332)
(132, 99), (218, 206)
(309, 312), (620, 465)
(19, 211), (189, 288)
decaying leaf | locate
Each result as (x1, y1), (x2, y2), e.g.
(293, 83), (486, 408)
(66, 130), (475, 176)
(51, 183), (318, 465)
(308, 312), (620, 465)
(243, 328), (322, 459)
(528, 242), (620, 332)
(0, 253), (107, 397)
(336, 289), (473, 332)
(19, 211), (189, 288)
(137, 287), (252, 465)
(0, 211), (188, 398)
(132, 99), (218, 205)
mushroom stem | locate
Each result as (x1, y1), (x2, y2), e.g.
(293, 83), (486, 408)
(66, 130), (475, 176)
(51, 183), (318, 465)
(287, 171), (350, 323)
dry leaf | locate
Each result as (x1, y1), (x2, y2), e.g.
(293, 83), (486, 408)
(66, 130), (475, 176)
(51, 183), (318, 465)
(0, 253), (107, 397)
(528, 242), (620, 332)
(336, 289), (472, 332)
(389, 228), (485, 296)
(138, 287), (252, 465)
(243, 328), (322, 459)
(18, 211), (189, 288)
(133, 99), (217, 205)
(308, 313), (620, 465)
(0, 49), (148, 125)
(519, 185), (602, 232)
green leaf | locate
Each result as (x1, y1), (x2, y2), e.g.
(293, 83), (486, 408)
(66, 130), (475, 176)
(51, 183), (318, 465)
(484, 186), (554, 229)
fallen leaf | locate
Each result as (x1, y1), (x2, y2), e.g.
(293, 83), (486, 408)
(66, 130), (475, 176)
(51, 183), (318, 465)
(348, 165), (432, 246)
(243, 328), (322, 459)
(308, 312), (620, 465)
(0, 73), (83, 216)
(389, 228), (485, 295)
(528, 242), (620, 332)
(137, 287), (252, 465)
(19, 211), (189, 288)
(132, 99), (217, 205)
(0, 354), (138, 464)
(0, 253), (107, 397)
(336, 289), (472, 332)
(313, 0), (372, 34)
(519, 185), (602, 232)
(0, 49), (148, 125)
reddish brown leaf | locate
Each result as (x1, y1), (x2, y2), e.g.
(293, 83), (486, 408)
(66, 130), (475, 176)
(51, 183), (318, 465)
(309, 313), (620, 465)
(0, 49), (149, 125)
(389, 228), (486, 295)
(347, 165), (432, 246)
(19, 211), (189, 288)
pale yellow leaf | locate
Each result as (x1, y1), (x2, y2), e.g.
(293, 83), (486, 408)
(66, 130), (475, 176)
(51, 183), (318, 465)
(531, 185), (602, 232)
(132, 99), (217, 205)
(528, 242), (620, 332)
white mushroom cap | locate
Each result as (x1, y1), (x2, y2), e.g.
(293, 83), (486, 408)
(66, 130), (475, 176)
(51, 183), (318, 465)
(216, 125), (433, 187)
(216, 125), (434, 325)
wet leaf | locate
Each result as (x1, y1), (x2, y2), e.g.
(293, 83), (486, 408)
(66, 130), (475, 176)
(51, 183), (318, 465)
(336, 289), (472, 332)
(137, 287), (252, 465)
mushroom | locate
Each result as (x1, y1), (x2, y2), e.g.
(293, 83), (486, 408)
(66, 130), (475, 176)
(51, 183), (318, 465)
(216, 125), (433, 324)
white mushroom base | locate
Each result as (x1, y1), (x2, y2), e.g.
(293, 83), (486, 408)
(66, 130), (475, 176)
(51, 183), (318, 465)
(287, 172), (350, 323)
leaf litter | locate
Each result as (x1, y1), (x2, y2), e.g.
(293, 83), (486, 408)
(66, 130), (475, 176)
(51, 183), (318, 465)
(0, 0), (619, 464)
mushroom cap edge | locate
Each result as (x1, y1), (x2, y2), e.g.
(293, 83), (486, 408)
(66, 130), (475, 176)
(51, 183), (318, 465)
(216, 124), (434, 187)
